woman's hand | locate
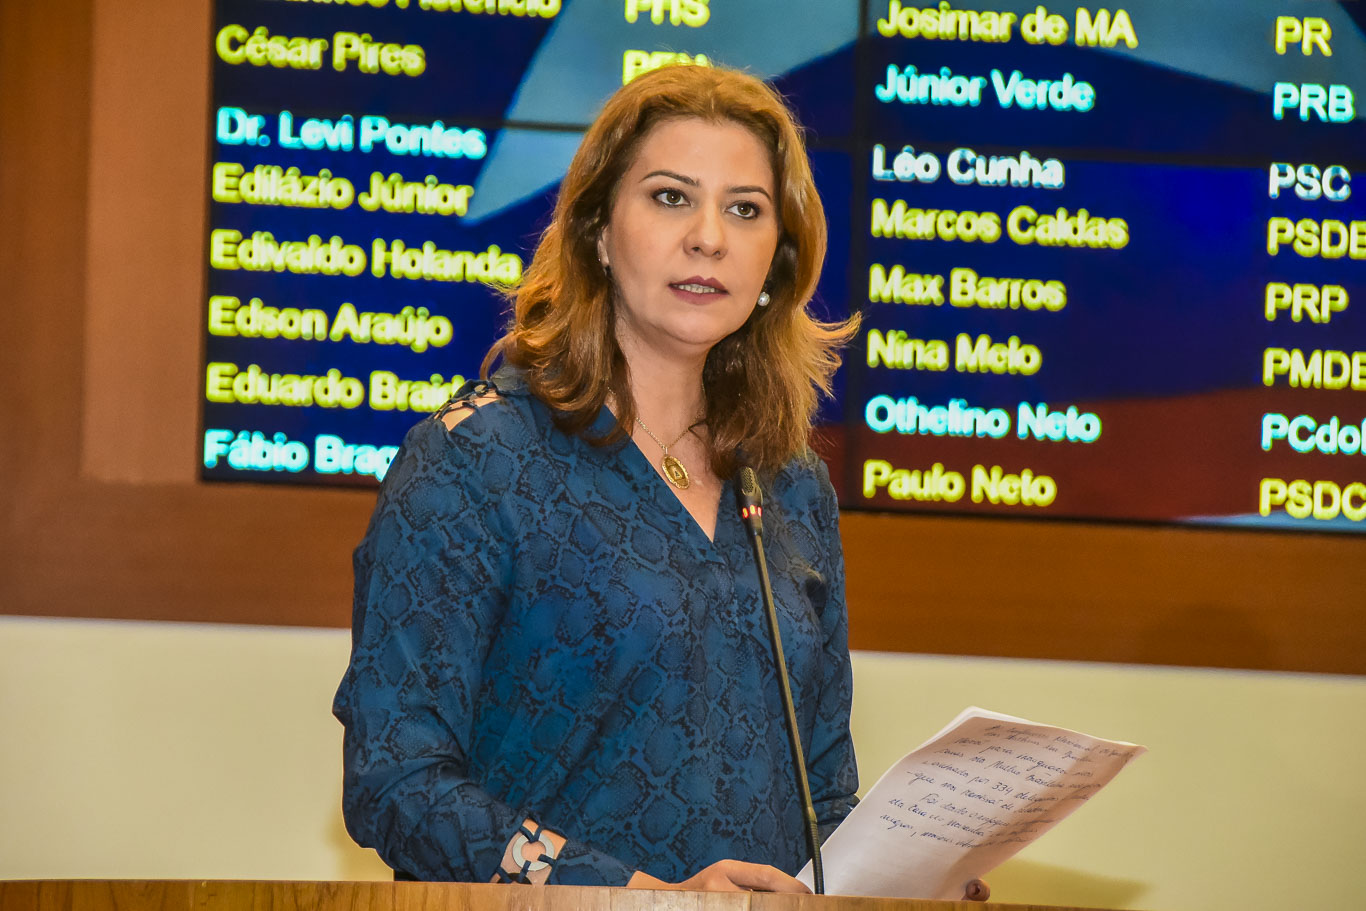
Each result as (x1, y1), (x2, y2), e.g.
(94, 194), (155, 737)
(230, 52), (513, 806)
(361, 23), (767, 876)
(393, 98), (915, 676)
(627, 860), (811, 893)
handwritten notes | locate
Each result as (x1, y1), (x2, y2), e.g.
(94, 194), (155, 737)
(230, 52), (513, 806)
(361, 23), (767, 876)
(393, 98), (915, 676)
(799, 706), (1146, 899)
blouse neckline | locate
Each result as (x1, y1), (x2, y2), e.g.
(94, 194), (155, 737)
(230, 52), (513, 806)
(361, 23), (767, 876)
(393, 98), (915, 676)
(490, 364), (735, 554)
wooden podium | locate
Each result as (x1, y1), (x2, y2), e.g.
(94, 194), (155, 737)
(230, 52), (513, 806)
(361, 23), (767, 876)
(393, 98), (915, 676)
(0, 881), (1113, 911)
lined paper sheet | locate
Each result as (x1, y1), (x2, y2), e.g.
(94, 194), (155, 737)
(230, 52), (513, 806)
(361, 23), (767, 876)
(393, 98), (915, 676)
(800, 706), (1147, 899)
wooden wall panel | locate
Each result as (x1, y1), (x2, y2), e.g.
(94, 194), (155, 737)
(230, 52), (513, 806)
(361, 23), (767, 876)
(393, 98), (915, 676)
(840, 512), (1365, 674)
(0, 0), (376, 630)
(2, 0), (1362, 674)
(81, 0), (210, 485)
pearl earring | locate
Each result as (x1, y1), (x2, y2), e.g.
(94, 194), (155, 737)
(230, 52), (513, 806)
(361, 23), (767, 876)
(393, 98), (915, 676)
(757, 291), (771, 307)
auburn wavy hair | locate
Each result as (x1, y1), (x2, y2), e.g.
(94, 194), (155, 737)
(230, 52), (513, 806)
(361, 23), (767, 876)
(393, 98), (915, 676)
(483, 64), (857, 477)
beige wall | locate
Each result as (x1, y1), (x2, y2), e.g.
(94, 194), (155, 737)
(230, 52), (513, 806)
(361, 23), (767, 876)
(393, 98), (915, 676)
(852, 652), (1366, 910)
(0, 617), (387, 882)
(2, 615), (1362, 909)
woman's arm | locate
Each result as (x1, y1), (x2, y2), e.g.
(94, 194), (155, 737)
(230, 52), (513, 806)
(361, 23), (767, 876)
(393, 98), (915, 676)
(332, 412), (634, 885)
(801, 458), (861, 838)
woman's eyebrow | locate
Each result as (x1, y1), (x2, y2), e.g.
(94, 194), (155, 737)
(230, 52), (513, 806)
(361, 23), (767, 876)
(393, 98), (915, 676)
(730, 184), (773, 201)
(641, 170), (773, 201)
(642, 169), (697, 186)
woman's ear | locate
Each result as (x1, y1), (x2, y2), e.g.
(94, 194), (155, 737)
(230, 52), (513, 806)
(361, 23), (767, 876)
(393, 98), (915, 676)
(596, 229), (611, 270)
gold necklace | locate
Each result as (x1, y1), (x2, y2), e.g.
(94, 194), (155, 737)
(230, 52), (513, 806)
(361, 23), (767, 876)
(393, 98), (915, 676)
(635, 416), (700, 490)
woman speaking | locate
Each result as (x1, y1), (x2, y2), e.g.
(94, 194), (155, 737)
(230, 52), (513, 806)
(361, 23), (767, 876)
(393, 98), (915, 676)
(334, 64), (858, 893)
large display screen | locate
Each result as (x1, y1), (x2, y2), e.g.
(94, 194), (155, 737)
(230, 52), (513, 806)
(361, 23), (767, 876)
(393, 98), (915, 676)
(201, 1), (1366, 533)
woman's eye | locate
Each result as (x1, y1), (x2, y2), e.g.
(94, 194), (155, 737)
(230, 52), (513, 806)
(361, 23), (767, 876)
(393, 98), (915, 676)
(729, 201), (760, 219)
(654, 188), (687, 207)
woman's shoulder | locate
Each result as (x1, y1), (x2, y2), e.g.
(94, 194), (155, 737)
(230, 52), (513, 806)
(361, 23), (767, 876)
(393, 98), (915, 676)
(771, 446), (833, 490)
(429, 368), (544, 437)
(768, 446), (837, 517)
(388, 369), (549, 480)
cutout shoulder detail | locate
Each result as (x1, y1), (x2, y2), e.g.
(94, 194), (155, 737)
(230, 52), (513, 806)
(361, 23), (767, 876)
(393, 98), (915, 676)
(434, 377), (503, 430)
(438, 391), (501, 431)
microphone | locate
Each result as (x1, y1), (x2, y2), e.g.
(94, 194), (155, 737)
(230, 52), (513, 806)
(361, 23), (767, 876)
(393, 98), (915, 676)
(735, 466), (824, 895)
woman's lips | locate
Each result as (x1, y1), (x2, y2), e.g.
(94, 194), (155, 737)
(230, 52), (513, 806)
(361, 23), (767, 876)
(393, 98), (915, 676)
(668, 277), (729, 301)
(668, 282), (728, 302)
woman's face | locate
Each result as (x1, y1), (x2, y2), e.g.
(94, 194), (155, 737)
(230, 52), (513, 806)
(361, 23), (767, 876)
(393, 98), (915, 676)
(598, 116), (780, 365)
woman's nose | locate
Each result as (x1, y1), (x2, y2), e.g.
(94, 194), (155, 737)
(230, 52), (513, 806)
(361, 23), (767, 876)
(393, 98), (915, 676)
(686, 206), (726, 257)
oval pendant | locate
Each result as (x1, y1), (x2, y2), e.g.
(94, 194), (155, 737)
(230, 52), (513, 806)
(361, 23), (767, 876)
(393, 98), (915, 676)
(662, 455), (691, 490)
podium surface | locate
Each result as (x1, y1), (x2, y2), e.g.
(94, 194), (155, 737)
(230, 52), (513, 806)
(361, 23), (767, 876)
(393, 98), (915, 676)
(0, 880), (1118, 911)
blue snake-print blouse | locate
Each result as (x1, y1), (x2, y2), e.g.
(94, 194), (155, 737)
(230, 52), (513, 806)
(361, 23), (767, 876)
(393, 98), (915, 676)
(333, 368), (858, 884)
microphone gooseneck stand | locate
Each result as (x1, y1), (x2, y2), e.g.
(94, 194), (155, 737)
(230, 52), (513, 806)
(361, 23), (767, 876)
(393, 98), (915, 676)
(734, 466), (825, 895)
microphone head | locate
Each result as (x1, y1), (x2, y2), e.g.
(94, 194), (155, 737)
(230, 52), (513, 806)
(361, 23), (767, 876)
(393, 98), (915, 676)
(735, 466), (763, 533)
(739, 466), (762, 505)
